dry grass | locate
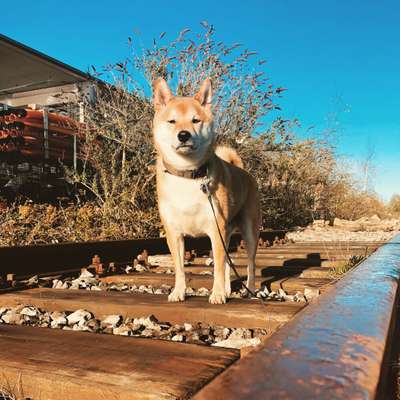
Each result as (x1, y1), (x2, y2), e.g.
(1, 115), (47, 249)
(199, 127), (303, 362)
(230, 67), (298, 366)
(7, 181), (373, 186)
(0, 201), (160, 246)
(0, 373), (27, 400)
(328, 254), (366, 280)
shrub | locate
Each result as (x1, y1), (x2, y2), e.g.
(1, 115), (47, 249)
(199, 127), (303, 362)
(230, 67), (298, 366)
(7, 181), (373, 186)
(68, 23), (356, 233)
(388, 194), (400, 217)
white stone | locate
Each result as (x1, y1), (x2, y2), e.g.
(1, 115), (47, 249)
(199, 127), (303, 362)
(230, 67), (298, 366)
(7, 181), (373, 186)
(20, 307), (38, 317)
(125, 265), (133, 273)
(304, 288), (320, 301)
(72, 324), (90, 332)
(113, 326), (131, 336)
(138, 285), (147, 293)
(184, 323), (193, 331)
(197, 287), (209, 296)
(79, 269), (94, 279)
(133, 315), (161, 331)
(50, 311), (67, 327)
(27, 275), (39, 285)
(61, 281), (69, 289)
(66, 309), (92, 326)
(0, 307), (9, 317)
(134, 265), (148, 272)
(70, 280), (80, 289)
(101, 314), (122, 328)
(171, 334), (184, 342)
(229, 328), (252, 340)
(278, 288), (287, 297)
(54, 280), (64, 289)
(140, 328), (154, 337)
(1, 310), (22, 324)
(283, 294), (295, 302)
(212, 337), (261, 349)
(185, 287), (195, 295)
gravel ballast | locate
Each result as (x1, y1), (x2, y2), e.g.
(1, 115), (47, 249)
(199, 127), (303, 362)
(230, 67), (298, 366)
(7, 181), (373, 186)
(0, 305), (268, 349)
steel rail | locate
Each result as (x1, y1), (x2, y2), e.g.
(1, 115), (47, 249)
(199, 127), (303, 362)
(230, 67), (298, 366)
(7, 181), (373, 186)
(0, 230), (286, 278)
(193, 235), (400, 400)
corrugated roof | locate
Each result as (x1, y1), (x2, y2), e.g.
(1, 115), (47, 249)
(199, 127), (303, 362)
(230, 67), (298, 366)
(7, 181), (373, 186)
(0, 34), (91, 95)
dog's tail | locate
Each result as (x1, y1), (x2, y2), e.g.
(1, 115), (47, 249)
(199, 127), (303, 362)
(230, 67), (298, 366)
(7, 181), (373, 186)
(215, 145), (244, 169)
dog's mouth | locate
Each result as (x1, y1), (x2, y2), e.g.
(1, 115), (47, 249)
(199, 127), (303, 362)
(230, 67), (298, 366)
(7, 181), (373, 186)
(175, 144), (197, 154)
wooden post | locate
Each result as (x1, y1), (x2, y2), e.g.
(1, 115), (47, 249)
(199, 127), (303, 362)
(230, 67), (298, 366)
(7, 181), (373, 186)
(43, 107), (49, 160)
(6, 273), (14, 287)
(108, 262), (116, 273)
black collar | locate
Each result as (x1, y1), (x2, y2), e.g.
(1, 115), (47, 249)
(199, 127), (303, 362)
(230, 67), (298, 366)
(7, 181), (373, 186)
(163, 160), (209, 179)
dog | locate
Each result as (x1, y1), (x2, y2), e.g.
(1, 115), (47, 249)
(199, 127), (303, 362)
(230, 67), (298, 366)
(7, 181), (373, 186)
(152, 77), (260, 304)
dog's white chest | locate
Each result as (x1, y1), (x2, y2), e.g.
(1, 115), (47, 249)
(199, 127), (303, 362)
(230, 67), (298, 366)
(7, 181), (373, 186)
(158, 174), (213, 236)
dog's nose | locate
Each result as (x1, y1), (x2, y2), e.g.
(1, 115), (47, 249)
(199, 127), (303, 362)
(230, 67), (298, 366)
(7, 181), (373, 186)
(178, 131), (192, 143)
(177, 130), (191, 143)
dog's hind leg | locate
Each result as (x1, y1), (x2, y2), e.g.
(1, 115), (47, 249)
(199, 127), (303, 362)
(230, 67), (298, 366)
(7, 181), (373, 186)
(224, 230), (234, 297)
(239, 212), (259, 295)
(165, 228), (186, 302)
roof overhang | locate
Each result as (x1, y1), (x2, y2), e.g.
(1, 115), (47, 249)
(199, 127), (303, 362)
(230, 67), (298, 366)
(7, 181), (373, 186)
(0, 34), (90, 96)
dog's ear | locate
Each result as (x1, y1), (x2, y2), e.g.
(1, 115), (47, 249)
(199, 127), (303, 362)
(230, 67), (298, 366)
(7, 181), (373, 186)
(194, 78), (212, 107)
(153, 78), (173, 111)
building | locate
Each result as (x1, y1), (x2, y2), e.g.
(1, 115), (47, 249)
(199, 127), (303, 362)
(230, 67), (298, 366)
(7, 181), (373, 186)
(0, 34), (95, 200)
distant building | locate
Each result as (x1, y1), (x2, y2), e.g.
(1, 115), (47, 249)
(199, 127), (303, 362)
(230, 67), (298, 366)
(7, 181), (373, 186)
(0, 34), (95, 201)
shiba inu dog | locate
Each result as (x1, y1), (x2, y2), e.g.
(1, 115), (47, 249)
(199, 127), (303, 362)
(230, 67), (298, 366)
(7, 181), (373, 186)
(153, 77), (260, 304)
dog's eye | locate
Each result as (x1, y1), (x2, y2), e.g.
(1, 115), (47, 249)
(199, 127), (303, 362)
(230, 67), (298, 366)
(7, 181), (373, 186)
(192, 118), (201, 124)
(167, 119), (176, 124)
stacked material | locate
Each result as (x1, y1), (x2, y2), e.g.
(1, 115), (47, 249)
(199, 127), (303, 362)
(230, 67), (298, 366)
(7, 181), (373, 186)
(0, 108), (81, 164)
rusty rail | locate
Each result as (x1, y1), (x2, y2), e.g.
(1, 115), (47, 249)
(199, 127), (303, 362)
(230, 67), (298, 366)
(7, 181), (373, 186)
(0, 230), (286, 278)
(193, 234), (400, 400)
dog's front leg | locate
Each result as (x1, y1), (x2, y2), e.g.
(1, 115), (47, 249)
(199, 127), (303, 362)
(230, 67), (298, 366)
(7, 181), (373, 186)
(165, 229), (186, 302)
(209, 228), (229, 304)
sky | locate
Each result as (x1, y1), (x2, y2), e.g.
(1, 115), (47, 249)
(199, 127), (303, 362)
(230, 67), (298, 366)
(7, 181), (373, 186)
(2, 0), (399, 200)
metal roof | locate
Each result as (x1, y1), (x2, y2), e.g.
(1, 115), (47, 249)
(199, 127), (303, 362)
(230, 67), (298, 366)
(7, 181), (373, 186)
(0, 33), (90, 95)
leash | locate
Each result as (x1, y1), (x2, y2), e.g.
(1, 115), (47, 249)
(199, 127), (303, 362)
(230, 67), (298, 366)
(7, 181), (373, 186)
(200, 178), (260, 300)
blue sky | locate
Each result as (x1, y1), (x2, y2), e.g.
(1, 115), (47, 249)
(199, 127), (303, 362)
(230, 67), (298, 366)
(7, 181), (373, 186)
(2, 0), (399, 200)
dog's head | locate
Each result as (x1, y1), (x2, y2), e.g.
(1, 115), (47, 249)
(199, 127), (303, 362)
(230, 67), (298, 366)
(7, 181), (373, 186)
(152, 78), (215, 169)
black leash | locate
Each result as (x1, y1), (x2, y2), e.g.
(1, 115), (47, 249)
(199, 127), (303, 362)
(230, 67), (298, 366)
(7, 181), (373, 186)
(200, 179), (260, 299)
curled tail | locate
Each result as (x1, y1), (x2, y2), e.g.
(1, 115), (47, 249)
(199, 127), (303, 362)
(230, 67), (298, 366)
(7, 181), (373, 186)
(215, 145), (244, 169)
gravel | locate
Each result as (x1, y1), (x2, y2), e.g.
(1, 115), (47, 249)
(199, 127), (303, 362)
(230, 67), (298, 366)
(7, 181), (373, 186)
(0, 305), (268, 349)
(46, 271), (306, 303)
(287, 217), (399, 242)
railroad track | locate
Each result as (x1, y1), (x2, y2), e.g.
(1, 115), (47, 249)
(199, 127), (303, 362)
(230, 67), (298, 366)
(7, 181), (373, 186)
(0, 231), (399, 399)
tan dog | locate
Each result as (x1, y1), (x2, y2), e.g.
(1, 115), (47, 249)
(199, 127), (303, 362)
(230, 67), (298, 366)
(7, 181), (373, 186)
(153, 77), (260, 304)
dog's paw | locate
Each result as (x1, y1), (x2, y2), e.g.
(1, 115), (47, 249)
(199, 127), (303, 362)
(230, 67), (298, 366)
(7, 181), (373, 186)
(209, 291), (226, 304)
(168, 288), (186, 302)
